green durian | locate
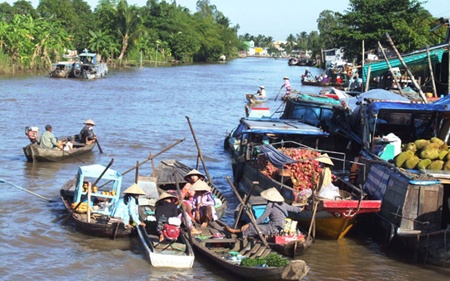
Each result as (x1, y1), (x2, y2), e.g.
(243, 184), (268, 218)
(394, 150), (414, 167)
(414, 139), (430, 150)
(404, 156), (420, 169)
(428, 160), (444, 170)
(420, 148), (439, 160)
(402, 142), (417, 152)
(430, 137), (445, 147)
(417, 159), (432, 169)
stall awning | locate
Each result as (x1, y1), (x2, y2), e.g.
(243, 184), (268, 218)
(363, 47), (446, 81)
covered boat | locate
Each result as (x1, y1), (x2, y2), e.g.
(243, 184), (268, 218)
(60, 163), (132, 239)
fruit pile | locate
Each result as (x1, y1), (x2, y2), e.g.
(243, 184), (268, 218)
(394, 137), (450, 170)
(259, 147), (322, 192)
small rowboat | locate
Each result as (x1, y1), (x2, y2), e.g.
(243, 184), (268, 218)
(246, 94), (268, 104)
(23, 137), (95, 162)
(185, 220), (309, 280)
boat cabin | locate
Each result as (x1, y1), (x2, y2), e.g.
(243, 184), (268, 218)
(73, 164), (122, 215)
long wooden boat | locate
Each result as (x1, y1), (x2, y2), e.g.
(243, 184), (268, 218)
(152, 159), (228, 220)
(301, 78), (330, 87)
(350, 95), (450, 266)
(136, 224), (195, 268)
(60, 164), (132, 239)
(234, 196), (313, 257)
(186, 220), (309, 280)
(23, 140), (95, 162)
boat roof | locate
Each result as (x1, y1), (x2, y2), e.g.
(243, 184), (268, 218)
(77, 164), (121, 180)
(240, 118), (329, 136)
(366, 94), (450, 114)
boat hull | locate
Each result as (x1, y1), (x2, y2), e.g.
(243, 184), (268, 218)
(23, 142), (95, 162)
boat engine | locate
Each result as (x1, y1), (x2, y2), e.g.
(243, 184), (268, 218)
(162, 217), (181, 241)
(25, 126), (39, 143)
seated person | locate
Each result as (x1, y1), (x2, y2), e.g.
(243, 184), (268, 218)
(63, 136), (75, 151)
(182, 169), (205, 221)
(191, 180), (217, 228)
(78, 119), (97, 144)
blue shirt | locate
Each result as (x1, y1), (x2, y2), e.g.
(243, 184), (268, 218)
(110, 197), (142, 225)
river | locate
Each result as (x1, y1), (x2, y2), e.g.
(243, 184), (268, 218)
(0, 57), (449, 280)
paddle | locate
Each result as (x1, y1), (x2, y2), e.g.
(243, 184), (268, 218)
(0, 178), (54, 202)
(96, 138), (104, 154)
(233, 181), (258, 229)
(226, 176), (270, 248)
(62, 158), (114, 225)
(174, 171), (193, 244)
(185, 116), (212, 185)
(62, 149), (86, 163)
(274, 86), (283, 101)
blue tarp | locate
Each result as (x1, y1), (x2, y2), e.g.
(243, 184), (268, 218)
(258, 144), (298, 168)
(367, 93), (450, 115)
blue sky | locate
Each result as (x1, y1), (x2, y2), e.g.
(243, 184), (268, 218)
(5, 0), (448, 40)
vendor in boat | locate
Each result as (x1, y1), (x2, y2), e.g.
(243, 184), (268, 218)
(256, 85), (266, 99)
(225, 187), (303, 237)
(280, 76), (291, 100)
(191, 180), (217, 228)
(304, 67), (313, 80)
(315, 154), (340, 199)
(37, 124), (60, 150)
(78, 119), (97, 144)
(110, 183), (146, 228)
(182, 169), (205, 221)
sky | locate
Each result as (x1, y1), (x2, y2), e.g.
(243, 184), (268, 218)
(4, 0), (449, 40)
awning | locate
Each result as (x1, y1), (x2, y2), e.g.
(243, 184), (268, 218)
(258, 144), (298, 168)
(362, 47), (446, 81)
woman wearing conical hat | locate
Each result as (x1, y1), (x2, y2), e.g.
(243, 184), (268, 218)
(225, 187), (303, 237)
(315, 153), (340, 199)
(181, 169), (205, 221)
(110, 183), (146, 228)
(191, 179), (217, 228)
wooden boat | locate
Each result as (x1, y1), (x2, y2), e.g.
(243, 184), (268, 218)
(350, 95), (450, 266)
(185, 220), (309, 280)
(151, 159), (228, 220)
(234, 196), (313, 257)
(246, 94), (268, 104)
(136, 224), (195, 268)
(60, 164), (132, 239)
(23, 141), (95, 162)
(300, 78), (330, 87)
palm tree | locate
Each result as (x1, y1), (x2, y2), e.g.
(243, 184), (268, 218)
(116, 0), (145, 60)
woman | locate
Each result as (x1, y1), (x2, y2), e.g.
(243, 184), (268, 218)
(191, 180), (217, 227)
(181, 169), (205, 220)
(225, 187), (303, 237)
(315, 153), (340, 199)
(281, 76), (291, 100)
(110, 183), (146, 228)
(155, 192), (180, 241)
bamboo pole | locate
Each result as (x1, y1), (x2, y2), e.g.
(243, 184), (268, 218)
(426, 45), (438, 97)
(362, 40), (365, 91)
(377, 41), (405, 97)
(365, 65), (372, 93)
(385, 33), (428, 103)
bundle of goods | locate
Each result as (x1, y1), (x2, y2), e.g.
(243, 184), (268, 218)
(393, 137), (450, 170)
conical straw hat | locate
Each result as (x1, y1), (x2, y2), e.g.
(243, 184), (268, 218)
(183, 169), (205, 181)
(156, 191), (178, 204)
(315, 153), (334, 166)
(191, 180), (211, 192)
(84, 119), (96, 126)
(260, 187), (284, 202)
(123, 183), (145, 195)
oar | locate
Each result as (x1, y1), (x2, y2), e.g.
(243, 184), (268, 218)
(174, 171), (193, 244)
(185, 116), (213, 185)
(0, 178), (54, 202)
(226, 176), (270, 248)
(274, 87), (283, 101)
(96, 138), (104, 154)
(233, 181), (258, 229)
(62, 158), (114, 225)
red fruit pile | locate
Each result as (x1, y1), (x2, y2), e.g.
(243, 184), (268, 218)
(260, 148), (322, 192)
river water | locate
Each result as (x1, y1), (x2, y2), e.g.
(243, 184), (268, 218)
(0, 58), (449, 281)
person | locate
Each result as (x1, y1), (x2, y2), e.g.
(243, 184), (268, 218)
(304, 67), (312, 79)
(182, 169), (205, 221)
(256, 85), (266, 99)
(315, 153), (340, 199)
(155, 192), (181, 241)
(191, 179), (217, 228)
(63, 136), (75, 151)
(335, 75), (343, 84)
(38, 124), (59, 150)
(225, 187), (303, 237)
(110, 183), (146, 228)
(280, 76), (291, 100)
(78, 119), (97, 144)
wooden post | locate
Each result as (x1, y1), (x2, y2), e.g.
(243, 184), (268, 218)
(385, 33), (428, 103)
(365, 65), (372, 93)
(426, 45), (438, 97)
(362, 40), (365, 91)
(378, 41), (405, 97)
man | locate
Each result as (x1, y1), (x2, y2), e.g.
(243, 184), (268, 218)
(256, 85), (266, 99)
(38, 124), (58, 149)
(78, 119), (96, 144)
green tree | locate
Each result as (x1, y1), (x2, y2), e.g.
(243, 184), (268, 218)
(116, 0), (145, 60)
